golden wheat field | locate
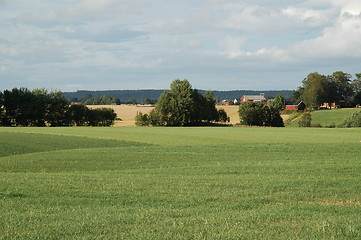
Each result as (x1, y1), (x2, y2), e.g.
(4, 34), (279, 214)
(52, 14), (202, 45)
(87, 105), (241, 126)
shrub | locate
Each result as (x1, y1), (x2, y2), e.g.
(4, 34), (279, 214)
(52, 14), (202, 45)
(87, 108), (117, 126)
(217, 109), (230, 123)
(135, 112), (150, 126)
(339, 110), (361, 127)
(298, 112), (312, 127)
(238, 101), (284, 127)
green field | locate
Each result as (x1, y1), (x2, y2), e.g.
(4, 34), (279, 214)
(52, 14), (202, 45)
(287, 108), (360, 127)
(1, 127), (361, 239)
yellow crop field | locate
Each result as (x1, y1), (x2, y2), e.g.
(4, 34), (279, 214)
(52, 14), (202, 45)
(87, 105), (154, 126)
(88, 105), (242, 126)
(88, 104), (295, 126)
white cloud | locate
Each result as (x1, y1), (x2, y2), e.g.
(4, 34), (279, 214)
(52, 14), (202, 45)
(282, 6), (336, 27)
(335, 0), (361, 15)
(288, 7), (361, 60)
(0, 0), (361, 91)
(0, 65), (9, 73)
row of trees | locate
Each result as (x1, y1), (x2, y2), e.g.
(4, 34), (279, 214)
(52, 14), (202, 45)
(135, 79), (286, 127)
(0, 88), (117, 127)
(74, 95), (158, 105)
(293, 71), (361, 109)
(135, 80), (229, 126)
(81, 95), (121, 105)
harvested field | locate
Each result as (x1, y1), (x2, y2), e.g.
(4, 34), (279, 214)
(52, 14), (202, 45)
(87, 105), (154, 126)
(88, 105), (295, 126)
(88, 105), (241, 126)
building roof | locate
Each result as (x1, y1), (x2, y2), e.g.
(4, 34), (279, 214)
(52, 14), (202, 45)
(242, 95), (266, 101)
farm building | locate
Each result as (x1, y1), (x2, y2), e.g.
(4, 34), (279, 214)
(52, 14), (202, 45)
(221, 100), (233, 105)
(283, 101), (306, 111)
(240, 94), (267, 104)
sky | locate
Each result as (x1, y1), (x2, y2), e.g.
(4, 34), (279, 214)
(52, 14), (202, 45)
(1, 0), (361, 91)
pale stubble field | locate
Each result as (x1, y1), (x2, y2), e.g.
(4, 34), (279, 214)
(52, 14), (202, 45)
(87, 105), (241, 126)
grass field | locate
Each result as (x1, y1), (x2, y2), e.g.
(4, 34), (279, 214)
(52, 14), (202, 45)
(287, 108), (361, 127)
(1, 127), (361, 239)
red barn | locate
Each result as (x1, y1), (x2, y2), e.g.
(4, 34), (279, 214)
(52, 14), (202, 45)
(283, 101), (306, 111)
(284, 105), (298, 111)
(240, 95), (267, 104)
(221, 100), (232, 105)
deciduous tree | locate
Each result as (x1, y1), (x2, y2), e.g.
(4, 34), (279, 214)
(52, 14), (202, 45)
(301, 72), (328, 109)
(268, 95), (285, 112)
(135, 79), (227, 126)
(327, 71), (353, 106)
(238, 101), (284, 127)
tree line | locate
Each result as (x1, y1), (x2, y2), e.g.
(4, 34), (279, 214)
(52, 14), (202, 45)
(135, 79), (285, 127)
(293, 71), (361, 109)
(0, 88), (117, 127)
(63, 89), (293, 104)
(135, 79), (230, 126)
(79, 95), (158, 105)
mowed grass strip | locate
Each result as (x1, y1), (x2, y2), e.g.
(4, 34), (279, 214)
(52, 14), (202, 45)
(1, 134), (361, 239)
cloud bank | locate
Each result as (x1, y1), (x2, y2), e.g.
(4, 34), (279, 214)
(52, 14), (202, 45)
(1, 0), (360, 91)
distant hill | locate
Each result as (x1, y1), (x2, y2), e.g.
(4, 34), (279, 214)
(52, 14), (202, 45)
(63, 89), (293, 103)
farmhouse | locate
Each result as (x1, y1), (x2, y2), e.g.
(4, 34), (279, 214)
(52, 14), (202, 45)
(240, 94), (267, 104)
(319, 100), (347, 109)
(283, 101), (306, 111)
(320, 102), (336, 109)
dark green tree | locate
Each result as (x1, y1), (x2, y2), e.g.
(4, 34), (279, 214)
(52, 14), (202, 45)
(204, 90), (219, 122)
(66, 104), (89, 126)
(87, 108), (117, 126)
(266, 106), (285, 127)
(352, 92), (361, 106)
(301, 72), (328, 109)
(135, 79), (227, 126)
(291, 86), (304, 104)
(352, 73), (361, 106)
(46, 91), (70, 126)
(217, 109), (230, 123)
(0, 91), (4, 125)
(238, 101), (284, 127)
(153, 80), (195, 126)
(352, 73), (361, 93)
(3, 88), (35, 126)
(327, 71), (353, 106)
(238, 101), (265, 126)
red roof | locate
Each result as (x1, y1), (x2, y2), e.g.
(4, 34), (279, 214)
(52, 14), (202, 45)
(283, 105), (298, 111)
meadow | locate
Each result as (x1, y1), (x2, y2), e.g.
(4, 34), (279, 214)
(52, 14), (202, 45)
(286, 108), (361, 127)
(1, 127), (360, 239)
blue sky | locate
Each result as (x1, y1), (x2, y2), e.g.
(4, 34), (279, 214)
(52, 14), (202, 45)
(1, 0), (361, 91)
